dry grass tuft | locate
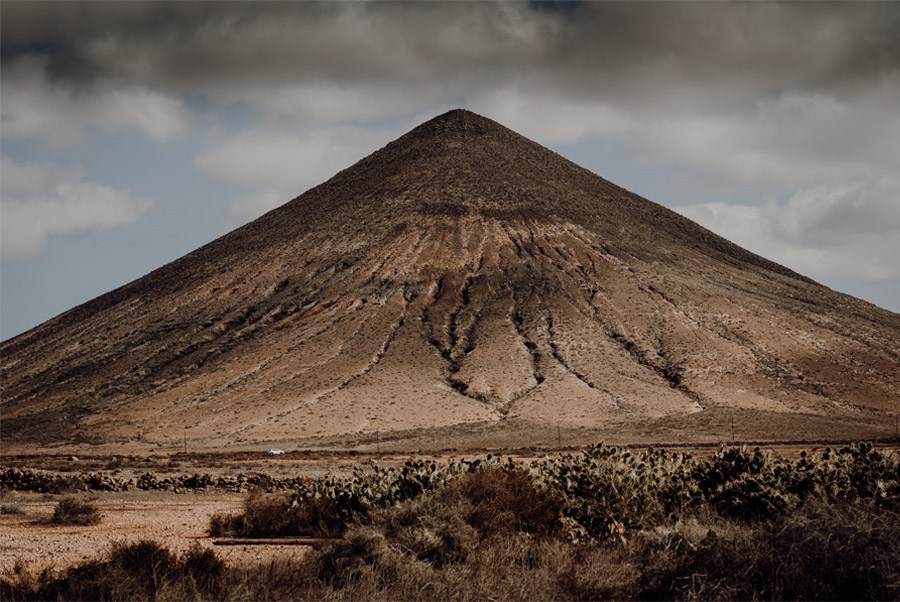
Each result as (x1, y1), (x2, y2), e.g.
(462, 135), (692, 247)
(207, 511), (242, 537)
(50, 497), (100, 526)
(641, 500), (900, 600)
(0, 540), (226, 601)
(209, 489), (349, 539)
(0, 503), (24, 516)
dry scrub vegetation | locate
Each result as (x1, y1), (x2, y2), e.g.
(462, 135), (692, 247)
(48, 498), (101, 527)
(3, 443), (898, 601)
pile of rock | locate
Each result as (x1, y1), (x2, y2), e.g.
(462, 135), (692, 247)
(0, 466), (309, 493)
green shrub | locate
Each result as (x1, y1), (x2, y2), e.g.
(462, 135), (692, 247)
(535, 445), (699, 538)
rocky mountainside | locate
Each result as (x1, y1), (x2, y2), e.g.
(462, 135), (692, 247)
(2, 110), (898, 451)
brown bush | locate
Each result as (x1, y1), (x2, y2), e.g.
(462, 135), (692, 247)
(385, 503), (478, 567)
(435, 467), (563, 537)
(285, 492), (348, 538)
(216, 490), (348, 538)
(208, 512), (242, 537)
(307, 530), (637, 601)
(0, 540), (228, 602)
(181, 545), (227, 598)
(0, 503), (24, 515)
(314, 527), (410, 589)
(641, 501), (900, 600)
(374, 467), (561, 570)
(237, 492), (293, 537)
(6, 504), (899, 602)
(50, 497), (100, 526)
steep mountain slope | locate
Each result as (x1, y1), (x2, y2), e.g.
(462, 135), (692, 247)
(2, 110), (898, 451)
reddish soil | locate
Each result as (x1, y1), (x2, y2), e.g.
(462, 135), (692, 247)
(0, 492), (309, 577)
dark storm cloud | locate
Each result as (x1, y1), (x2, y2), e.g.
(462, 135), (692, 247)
(7, 0), (896, 184)
(4, 1), (898, 169)
(3, 1), (898, 101)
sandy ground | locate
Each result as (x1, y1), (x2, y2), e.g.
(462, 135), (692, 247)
(0, 492), (309, 577)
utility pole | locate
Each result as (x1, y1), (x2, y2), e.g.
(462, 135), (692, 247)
(183, 427), (187, 455)
(731, 418), (735, 443)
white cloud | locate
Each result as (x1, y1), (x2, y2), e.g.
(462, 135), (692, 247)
(470, 90), (633, 144)
(0, 157), (155, 261)
(0, 55), (189, 147)
(229, 188), (286, 225)
(673, 178), (900, 284)
(636, 86), (900, 191)
(195, 124), (397, 192)
(227, 82), (447, 123)
(201, 124), (405, 228)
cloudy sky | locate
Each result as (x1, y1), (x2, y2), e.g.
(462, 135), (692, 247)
(2, 1), (899, 339)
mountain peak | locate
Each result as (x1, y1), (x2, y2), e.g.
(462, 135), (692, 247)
(402, 108), (514, 144)
(2, 109), (897, 452)
(424, 108), (499, 129)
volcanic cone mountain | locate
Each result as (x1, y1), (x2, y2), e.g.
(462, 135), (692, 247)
(2, 110), (898, 451)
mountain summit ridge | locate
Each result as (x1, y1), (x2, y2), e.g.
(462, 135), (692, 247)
(280, 108), (814, 284)
(2, 110), (897, 451)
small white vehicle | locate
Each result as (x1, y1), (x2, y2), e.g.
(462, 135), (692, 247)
(267, 448), (286, 456)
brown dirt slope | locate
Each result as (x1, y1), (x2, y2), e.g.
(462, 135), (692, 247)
(1, 109), (898, 451)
